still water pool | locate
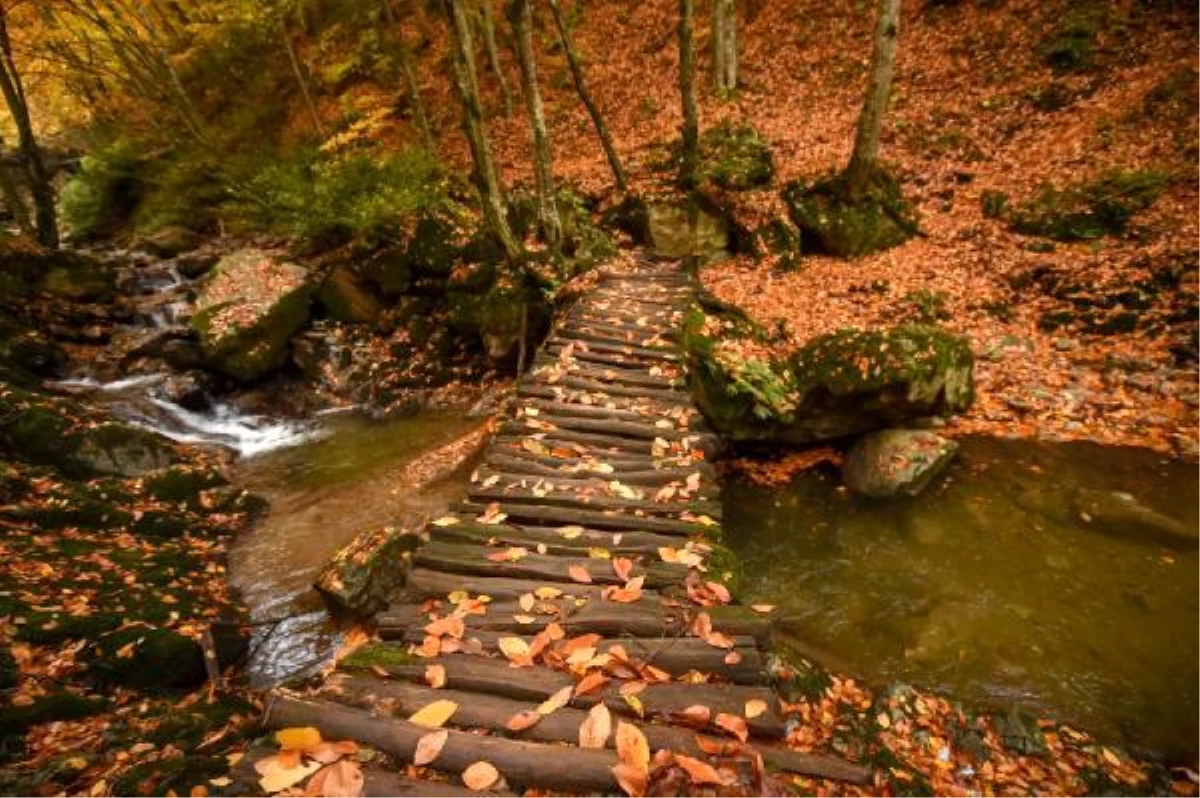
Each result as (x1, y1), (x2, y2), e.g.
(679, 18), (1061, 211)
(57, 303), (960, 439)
(723, 436), (1198, 761)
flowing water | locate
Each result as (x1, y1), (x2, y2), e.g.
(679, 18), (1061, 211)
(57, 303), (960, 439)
(228, 411), (481, 686)
(723, 436), (1199, 761)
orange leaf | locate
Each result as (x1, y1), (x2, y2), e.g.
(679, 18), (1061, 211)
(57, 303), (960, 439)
(568, 565), (593, 583)
(412, 730), (448, 767)
(724, 650), (743, 665)
(674, 754), (725, 786)
(425, 664), (447, 689)
(616, 721), (650, 772)
(715, 713), (748, 742)
(304, 759), (363, 798)
(574, 671), (610, 696)
(462, 762), (500, 791)
(670, 704), (711, 728)
(537, 685), (574, 715)
(579, 702), (613, 749)
(705, 581), (731, 604)
(744, 699), (768, 719)
(611, 762), (647, 798)
(612, 557), (634, 582)
(505, 709), (542, 732)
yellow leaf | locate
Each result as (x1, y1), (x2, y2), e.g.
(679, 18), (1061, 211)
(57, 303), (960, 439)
(750, 604), (776, 614)
(744, 699), (768, 719)
(537, 685), (574, 715)
(432, 516), (460, 527)
(558, 525), (584, 539)
(534, 586), (563, 600)
(462, 761), (500, 791)
(258, 760), (320, 793)
(413, 730), (449, 766)
(498, 636), (531, 661)
(274, 727), (322, 751)
(408, 699), (459, 728)
(579, 703), (612, 749)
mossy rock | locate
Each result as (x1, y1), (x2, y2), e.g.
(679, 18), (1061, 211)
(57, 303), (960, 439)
(191, 250), (315, 381)
(0, 690), (107, 737)
(144, 465), (227, 509)
(647, 201), (731, 260)
(685, 307), (974, 443)
(1008, 170), (1169, 241)
(339, 642), (415, 672)
(315, 525), (422, 616)
(698, 122), (775, 191)
(86, 626), (207, 690)
(37, 251), (117, 303)
(74, 422), (177, 477)
(601, 194), (652, 245)
(783, 168), (918, 258)
(447, 283), (550, 362)
(315, 266), (383, 324)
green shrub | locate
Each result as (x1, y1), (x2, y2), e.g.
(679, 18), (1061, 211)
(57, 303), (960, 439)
(1009, 169), (1170, 241)
(230, 146), (451, 245)
(58, 139), (146, 241)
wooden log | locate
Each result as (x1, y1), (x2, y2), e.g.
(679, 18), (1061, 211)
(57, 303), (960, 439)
(517, 383), (691, 413)
(411, 539), (687, 588)
(379, 597), (772, 643)
(401, 567), (621, 602)
(546, 339), (681, 363)
(482, 452), (710, 486)
(532, 360), (686, 392)
(522, 397), (700, 426)
(454, 500), (716, 537)
(550, 328), (677, 353)
(542, 374), (690, 402)
(428, 516), (692, 556)
(264, 694), (621, 794)
(464, 484), (723, 520)
(321, 672), (816, 768)
(392, 628), (763, 683)
(489, 439), (713, 474)
(512, 412), (708, 443)
(471, 468), (719, 504)
(561, 321), (681, 345)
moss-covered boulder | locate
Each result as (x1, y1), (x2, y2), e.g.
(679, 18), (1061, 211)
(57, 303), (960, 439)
(190, 249), (314, 381)
(685, 306), (974, 443)
(86, 626), (208, 690)
(782, 168), (918, 258)
(698, 122), (775, 191)
(447, 281), (549, 361)
(648, 202), (730, 260)
(315, 525), (423, 616)
(1006, 170), (1169, 242)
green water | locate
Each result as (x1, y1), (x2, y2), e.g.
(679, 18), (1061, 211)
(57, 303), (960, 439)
(228, 411), (482, 685)
(723, 436), (1199, 762)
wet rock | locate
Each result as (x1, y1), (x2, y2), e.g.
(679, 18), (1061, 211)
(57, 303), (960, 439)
(686, 307), (974, 443)
(843, 429), (959, 498)
(74, 422), (177, 477)
(315, 525), (424, 616)
(138, 225), (200, 258)
(191, 249), (314, 381)
(156, 371), (214, 411)
(0, 328), (67, 379)
(86, 626), (207, 690)
(647, 202), (730, 260)
(144, 464), (227, 509)
(1074, 489), (1197, 551)
(174, 251), (220, 280)
(315, 266), (383, 324)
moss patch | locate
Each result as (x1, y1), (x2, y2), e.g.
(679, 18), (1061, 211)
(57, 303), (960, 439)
(783, 167), (919, 258)
(1007, 169), (1170, 241)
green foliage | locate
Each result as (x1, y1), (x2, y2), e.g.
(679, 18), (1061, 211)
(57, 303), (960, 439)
(231, 147), (451, 245)
(58, 139), (145, 241)
(1008, 169), (1170, 241)
(980, 189), (1009, 219)
(698, 122), (775, 190)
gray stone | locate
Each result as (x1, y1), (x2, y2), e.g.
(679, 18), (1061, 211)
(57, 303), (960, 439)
(843, 429), (959, 498)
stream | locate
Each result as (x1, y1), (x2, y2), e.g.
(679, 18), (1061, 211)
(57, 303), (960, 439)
(724, 436), (1199, 762)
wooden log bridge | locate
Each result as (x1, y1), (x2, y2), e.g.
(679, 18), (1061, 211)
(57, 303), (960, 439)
(265, 259), (871, 795)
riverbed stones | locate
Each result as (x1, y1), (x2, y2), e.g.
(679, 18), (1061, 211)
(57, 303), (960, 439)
(843, 429), (959, 498)
(191, 249), (314, 381)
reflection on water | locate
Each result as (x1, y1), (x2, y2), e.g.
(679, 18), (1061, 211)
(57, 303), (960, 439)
(229, 411), (482, 686)
(723, 436), (1199, 761)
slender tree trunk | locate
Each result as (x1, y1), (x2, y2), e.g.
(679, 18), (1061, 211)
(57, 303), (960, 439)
(0, 136), (32, 237)
(443, 0), (522, 260)
(0, 5), (57, 248)
(280, 22), (324, 137)
(476, 0), (514, 116)
(718, 0), (737, 95)
(382, 0), (435, 152)
(844, 0), (900, 192)
(509, 0), (560, 249)
(677, 0), (699, 189)
(546, 0), (627, 193)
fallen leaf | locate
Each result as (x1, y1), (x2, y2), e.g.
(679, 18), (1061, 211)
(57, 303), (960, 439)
(259, 760), (320, 793)
(506, 709), (542, 731)
(275, 727), (322, 751)
(574, 671), (610, 696)
(715, 713), (748, 742)
(425, 664), (447, 689)
(568, 565), (593, 583)
(413, 730), (449, 766)
(408, 699), (458, 728)
(674, 754), (725, 786)
(579, 702), (613, 748)
(616, 721), (650, 772)
(498, 636), (532, 665)
(305, 759), (363, 797)
(612, 557), (634, 581)
(744, 699), (768, 719)
(671, 704), (712, 727)
(537, 684), (575, 715)
(750, 604), (776, 614)
(611, 762), (647, 797)
(462, 761), (500, 791)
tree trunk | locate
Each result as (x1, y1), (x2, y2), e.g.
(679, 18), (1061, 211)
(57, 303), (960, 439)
(0, 136), (32, 238)
(546, 0), (627, 193)
(280, 23), (324, 137)
(509, 0), (560, 249)
(0, 5), (57, 248)
(476, 0), (513, 116)
(443, 0), (522, 260)
(677, 0), (699, 189)
(710, 0), (736, 96)
(844, 0), (900, 192)
(382, 0), (435, 152)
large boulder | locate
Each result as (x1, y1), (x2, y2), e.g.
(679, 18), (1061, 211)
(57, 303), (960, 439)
(685, 305), (974, 443)
(190, 249), (314, 381)
(86, 626), (207, 690)
(315, 266), (383, 324)
(842, 429), (959, 498)
(782, 168), (918, 258)
(314, 525), (423, 616)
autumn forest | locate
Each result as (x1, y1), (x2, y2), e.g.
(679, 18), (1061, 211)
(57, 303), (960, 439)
(0, 0), (1196, 796)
